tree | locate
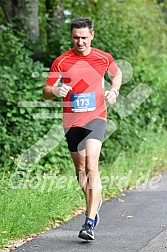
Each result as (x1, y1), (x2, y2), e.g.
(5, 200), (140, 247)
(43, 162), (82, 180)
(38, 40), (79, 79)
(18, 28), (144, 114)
(45, 0), (64, 59)
(0, 0), (39, 39)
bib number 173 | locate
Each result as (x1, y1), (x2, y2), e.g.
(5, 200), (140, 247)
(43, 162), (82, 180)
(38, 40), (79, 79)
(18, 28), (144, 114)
(70, 92), (96, 112)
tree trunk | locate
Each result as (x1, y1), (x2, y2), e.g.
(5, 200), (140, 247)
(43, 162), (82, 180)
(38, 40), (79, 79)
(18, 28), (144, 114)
(25, 0), (39, 38)
(0, 0), (39, 39)
(0, 0), (13, 23)
(46, 0), (64, 58)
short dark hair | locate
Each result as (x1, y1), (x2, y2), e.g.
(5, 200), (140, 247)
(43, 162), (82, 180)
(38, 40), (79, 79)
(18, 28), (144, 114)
(70, 17), (94, 33)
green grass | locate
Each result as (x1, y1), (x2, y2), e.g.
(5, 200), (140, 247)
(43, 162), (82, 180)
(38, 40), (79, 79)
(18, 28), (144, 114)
(100, 130), (167, 198)
(0, 130), (167, 248)
(0, 177), (85, 248)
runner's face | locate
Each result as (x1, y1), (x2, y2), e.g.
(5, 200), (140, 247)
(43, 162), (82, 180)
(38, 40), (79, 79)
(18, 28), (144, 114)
(71, 27), (94, 56)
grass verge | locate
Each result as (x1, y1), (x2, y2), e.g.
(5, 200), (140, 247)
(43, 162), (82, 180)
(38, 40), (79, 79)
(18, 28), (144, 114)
(0, 130), (167, 249)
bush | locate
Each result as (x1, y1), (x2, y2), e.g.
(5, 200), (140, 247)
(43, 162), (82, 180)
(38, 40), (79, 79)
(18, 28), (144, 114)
(0, 0), (167, 172)
(0, 28), (72, 174)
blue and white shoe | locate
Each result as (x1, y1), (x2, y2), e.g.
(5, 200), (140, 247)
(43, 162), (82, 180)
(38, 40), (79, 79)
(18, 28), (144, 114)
(78, 220), (94, 240)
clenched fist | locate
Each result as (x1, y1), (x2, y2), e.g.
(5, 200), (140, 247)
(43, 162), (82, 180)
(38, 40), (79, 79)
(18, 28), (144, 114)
(105, 88), (119, 104)
(52, 84), (72, 97)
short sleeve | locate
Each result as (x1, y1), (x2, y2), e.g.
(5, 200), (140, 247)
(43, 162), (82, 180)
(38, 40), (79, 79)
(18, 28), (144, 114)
(107, 53), (118, 76)
(45, 59), (62, 86)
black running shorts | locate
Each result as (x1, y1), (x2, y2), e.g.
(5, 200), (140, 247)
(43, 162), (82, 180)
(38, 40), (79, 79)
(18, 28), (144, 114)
(64, 119), (107, 152)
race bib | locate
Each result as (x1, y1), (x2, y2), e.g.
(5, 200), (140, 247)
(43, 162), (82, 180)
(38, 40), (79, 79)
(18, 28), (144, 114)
(70, 92), (96, 112)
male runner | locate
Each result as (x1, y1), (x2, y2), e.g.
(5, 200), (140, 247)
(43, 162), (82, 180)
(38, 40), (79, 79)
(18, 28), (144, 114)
(43, 17), (122, 240)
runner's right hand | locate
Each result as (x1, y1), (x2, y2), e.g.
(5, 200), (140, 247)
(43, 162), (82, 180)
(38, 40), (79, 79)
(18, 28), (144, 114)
(52, 84), (72, 97)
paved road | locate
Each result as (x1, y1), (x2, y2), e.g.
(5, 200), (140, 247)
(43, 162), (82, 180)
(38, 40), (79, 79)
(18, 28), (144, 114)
(15, 171), (167, 252)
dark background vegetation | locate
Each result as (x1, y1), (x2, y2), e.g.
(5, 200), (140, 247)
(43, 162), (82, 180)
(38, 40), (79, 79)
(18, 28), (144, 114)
(0, 0), (167, 175)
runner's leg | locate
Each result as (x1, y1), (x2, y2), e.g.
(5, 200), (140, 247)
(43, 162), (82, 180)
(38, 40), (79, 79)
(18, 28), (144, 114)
(71, 142), (101, 221)
(70, 150), (90, 212)
(85, 138), (102, 220)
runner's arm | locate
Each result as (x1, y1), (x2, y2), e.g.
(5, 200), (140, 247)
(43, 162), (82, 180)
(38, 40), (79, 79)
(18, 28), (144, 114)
(105, 65), (122, 104)
(43, 84), (72, 100)
(42, 84), (56, 100)
(110, 67), (122, 92)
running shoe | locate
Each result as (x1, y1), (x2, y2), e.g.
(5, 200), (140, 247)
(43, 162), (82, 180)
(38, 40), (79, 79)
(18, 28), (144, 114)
(78, 220), (94, 240)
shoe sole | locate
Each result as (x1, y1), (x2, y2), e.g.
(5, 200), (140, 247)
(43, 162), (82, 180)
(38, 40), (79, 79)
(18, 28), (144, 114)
(78, 232), (94, 241)
(94, 212), (100, 227)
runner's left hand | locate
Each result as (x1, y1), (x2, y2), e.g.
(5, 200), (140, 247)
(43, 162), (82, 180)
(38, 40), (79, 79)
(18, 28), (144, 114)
(105, 90), (117, 104)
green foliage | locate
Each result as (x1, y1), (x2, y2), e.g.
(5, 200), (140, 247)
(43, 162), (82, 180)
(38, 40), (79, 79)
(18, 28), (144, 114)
(0, 1), (167, 247)
(0, 0), (167, 173)
(0, 28), (72, 174)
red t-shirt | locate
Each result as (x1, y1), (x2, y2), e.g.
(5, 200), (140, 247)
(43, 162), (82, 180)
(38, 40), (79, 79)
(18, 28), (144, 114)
(46, 47), (118, 128)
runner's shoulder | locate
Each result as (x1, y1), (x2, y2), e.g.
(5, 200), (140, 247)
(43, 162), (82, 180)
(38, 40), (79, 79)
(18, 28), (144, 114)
(91, 48), (114, 62)
(52, 48), (75, 65)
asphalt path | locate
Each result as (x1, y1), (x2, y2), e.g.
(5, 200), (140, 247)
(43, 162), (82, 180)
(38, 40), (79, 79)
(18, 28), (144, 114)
(15, 171), (167, 252)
